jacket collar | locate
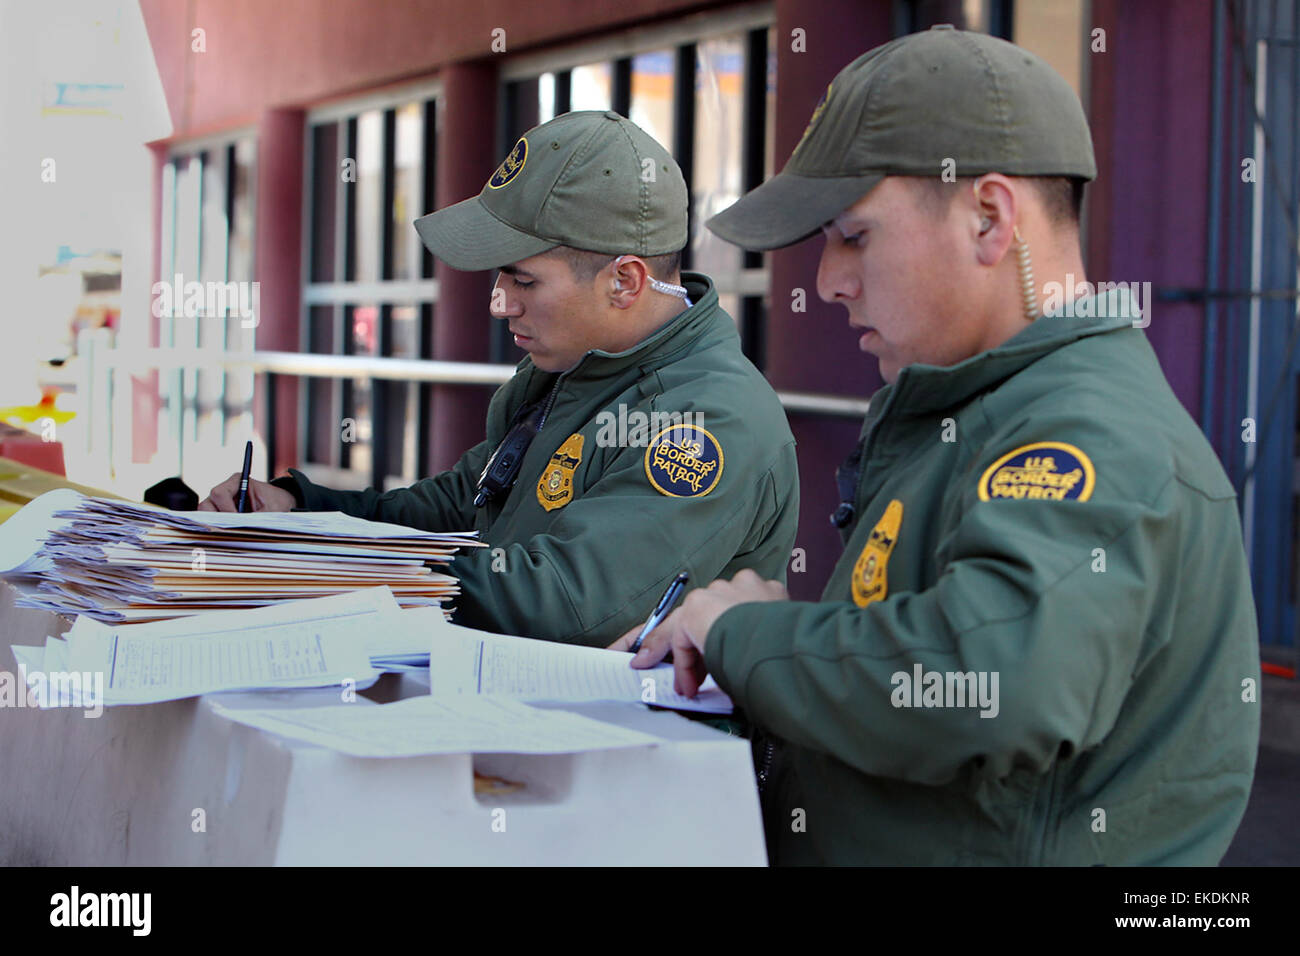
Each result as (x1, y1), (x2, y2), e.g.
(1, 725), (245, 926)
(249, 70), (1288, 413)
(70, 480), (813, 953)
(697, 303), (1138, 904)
(877, 287), (1142, 419)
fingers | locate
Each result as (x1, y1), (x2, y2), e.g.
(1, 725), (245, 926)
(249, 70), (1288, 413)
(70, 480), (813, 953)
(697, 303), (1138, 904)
(627, 605), (688, 668)
(670, 627), (708, 697)
(247, 478), (277, 512)
(719, 568), (788, 602)
(200, 473), (242, 513)
(206, 485), (239, 512)
(611, 609), (680, 668)
(730, 568), (765, 587)
(630, 625), (675, 668)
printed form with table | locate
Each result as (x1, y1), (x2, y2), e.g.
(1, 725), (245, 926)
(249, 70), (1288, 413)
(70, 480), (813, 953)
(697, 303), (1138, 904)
(0, 488), (765, 864)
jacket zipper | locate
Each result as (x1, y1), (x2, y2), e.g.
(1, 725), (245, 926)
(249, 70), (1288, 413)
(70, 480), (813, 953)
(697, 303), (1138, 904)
(756, 736), (776, 793)
(536, 377), (563, 430)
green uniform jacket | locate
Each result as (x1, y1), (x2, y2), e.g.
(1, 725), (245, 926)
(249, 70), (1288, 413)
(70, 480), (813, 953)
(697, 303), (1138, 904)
(288, 274), (800, 646)
(705, 290), (1261, 865)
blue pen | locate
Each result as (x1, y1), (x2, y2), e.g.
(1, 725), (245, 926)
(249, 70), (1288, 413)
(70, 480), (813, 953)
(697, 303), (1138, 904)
(629, 571), (689, 654)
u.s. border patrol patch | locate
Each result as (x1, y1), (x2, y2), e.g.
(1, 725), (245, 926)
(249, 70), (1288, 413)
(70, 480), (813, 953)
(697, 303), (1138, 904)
(977, 441), (1096, 502)
(644, 424), (724, 498)
(488, 137), (527, 189)
(537, 433), (583, 511)
(852, 499), (902, 608)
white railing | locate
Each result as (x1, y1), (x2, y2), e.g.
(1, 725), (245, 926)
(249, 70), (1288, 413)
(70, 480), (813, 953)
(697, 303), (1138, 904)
(71, 340), (871, 495)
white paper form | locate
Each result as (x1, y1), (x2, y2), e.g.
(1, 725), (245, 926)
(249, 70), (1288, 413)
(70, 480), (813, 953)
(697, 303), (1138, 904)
(58, 589), (404, 704)
(64, 621), (374, 704)
(409, 610), (734, 714)
(212, 695), (663, 757)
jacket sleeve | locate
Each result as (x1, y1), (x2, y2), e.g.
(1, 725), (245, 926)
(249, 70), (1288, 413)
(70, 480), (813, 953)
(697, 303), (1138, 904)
(285, 439), (490, 533)
(451, 434), (799, 647)
(703, 452), (1180, 787)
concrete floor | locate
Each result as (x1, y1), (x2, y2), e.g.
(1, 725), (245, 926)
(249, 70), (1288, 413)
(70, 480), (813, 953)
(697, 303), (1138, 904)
(1221, 667), (1300, 866)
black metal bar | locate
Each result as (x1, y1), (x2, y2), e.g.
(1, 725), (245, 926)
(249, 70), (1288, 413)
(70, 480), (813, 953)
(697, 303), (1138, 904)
(265, 371), (277, 482)
(554, 70), (572, 115)
(499, 79), (519, 158)
(673, 44), (697, 270)
(990, 0), (1014, 39)
(422, 98), (438, 280)
(223, 142), (240, 440)
(373, 303), (391, 491)
(612, 57), (632, 116)
(374, 110), (397, 490)
(381, 108), (396, 283)
(340, 304), (355, 470)
(344, 117), (358, 282)
(892, 0), (916, 37)
(742, 28), (768, 272)
(417, 302), (433, 479)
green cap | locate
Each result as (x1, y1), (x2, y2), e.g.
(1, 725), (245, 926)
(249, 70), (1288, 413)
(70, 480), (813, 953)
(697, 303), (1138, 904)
(707, 25), (1097, 251)
(414, 110), (688, 271)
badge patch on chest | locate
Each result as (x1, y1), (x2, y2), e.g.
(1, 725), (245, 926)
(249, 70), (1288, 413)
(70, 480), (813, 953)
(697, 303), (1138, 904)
(977, 441), (1096, 502)
(537, 433), (584, 511)
(851, 499), (903, 608)
(644, 424), (724, 498)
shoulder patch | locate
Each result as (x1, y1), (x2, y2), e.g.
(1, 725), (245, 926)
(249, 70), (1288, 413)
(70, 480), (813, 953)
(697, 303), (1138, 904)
(852, 499), (902, 608)
(488, 137), (527, 189)
(644, 424), (724, 498)
(537, 433), (583, 511)
(977, 441), (1096, 502)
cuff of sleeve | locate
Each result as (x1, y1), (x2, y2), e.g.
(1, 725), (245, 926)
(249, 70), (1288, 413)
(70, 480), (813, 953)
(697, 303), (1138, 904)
(703, 601), (790, 712)
(270, 473), (306, 509)
(284, 467), (325, 510)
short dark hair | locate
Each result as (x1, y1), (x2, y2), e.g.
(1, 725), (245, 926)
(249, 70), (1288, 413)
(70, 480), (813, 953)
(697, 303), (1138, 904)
(912, 175), (1086, 227)
(547, 246), (684, 284)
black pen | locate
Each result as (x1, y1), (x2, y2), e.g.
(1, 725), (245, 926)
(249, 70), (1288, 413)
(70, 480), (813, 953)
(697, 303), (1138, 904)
(235, 440), (254, 513)
(629, 571), (689, 654)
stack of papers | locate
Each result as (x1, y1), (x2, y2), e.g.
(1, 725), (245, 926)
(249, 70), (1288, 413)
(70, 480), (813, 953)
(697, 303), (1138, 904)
(0, 489), (482, 623)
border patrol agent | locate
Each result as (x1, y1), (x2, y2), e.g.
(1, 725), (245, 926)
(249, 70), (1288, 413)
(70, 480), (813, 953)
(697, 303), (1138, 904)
(202, 111), (800, 647)
(618, 29), (1260, 864)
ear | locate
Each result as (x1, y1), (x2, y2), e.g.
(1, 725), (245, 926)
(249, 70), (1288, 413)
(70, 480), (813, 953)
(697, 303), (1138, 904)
(607, 255), (649, 309)
(971, 175), (1018, 268)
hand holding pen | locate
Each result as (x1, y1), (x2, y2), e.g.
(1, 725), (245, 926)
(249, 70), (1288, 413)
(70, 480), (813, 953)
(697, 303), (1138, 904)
(629, 571), (689, 654)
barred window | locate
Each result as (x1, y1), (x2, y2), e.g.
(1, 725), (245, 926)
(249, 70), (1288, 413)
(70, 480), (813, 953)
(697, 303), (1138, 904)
(302, 89), (439, 492)
(498, 6), (777, 370)
(159, 134), (257, 465)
